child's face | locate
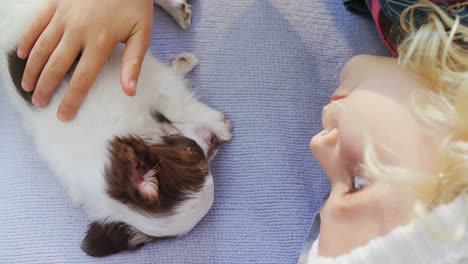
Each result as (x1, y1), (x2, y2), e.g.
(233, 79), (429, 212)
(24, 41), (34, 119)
(310, 55), (440, 257)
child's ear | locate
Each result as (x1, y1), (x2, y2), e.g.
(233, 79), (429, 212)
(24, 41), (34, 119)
(81, 221), (143, 257)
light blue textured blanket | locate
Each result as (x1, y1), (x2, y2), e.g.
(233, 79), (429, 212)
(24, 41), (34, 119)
(0, 1), (390, 263)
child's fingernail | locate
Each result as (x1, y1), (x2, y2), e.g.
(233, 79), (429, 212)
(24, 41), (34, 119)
(32, 97), (42, 108)
(22, 80), (32, 92)
(129, 79), (137, 94)
(130, 79), (136, 89)
(57, 112), (68, 122)
(17, 49), (25, 59)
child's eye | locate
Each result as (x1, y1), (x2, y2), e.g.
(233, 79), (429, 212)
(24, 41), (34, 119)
(351, 175), (369, 192)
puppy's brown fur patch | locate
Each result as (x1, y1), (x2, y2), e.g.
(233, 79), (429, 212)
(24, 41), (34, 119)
(81, 222), (140, 257)
(81, 221), (175, 257)
(7, 51), (33, 106)
(105, 135), (209, 215)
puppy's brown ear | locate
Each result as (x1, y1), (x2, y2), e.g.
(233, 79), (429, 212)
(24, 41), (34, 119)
(81, 222), (143, 257)
(106, 136), (161, 206)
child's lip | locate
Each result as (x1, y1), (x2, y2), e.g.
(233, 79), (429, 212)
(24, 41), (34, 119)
(330, 94), (347, 101)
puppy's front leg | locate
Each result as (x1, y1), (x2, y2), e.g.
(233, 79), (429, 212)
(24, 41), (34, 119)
(153, 0), (192, 29)
(168, 53), (198, 77)
(157, 95), (232, 141)
(154, 54), (231, 141)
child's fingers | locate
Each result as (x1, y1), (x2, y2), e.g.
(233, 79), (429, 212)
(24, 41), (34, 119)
(22, 21), (63, 92)
(17, 0), (57, 59)
(57, 47), (113, 122)
(32, 36), (81, 108)
(120, 26), (152, 96)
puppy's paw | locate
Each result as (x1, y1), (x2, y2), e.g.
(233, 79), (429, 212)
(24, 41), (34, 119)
(171, 0), (192, 29)
(210, 113), (232, 141)
(154, 0), (192, 29)
(169, 53), (198, 75)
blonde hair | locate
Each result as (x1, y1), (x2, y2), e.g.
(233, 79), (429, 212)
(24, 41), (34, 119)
(362, 1), (468, 208)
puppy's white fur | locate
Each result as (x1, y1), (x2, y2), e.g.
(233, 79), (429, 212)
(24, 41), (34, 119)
(0, 0), (230, 241)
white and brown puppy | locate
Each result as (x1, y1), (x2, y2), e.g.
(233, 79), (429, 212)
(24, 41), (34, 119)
(0, 0), (231, 257)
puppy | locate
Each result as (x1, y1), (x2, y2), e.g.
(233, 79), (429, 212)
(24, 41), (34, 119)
(0, 0), (231, 257)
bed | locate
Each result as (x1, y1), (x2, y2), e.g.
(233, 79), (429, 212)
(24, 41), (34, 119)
(0, 0), (390, 263)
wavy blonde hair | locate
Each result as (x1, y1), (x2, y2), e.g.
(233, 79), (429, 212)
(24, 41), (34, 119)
(362, 1), (468, 209)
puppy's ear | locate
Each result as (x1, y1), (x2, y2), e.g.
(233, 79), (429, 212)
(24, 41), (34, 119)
(106, 136), (161, 206)
(81, 222), (143, 257)
(134, 160), (160, 206)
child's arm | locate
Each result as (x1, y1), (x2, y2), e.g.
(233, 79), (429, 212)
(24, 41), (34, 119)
(17, 0), (154, 121)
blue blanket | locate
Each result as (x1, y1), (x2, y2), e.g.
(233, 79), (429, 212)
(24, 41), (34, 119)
(0, 0), (390, 263)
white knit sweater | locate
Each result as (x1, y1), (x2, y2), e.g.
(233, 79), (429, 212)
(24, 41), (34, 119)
(303, 195), (468, 264)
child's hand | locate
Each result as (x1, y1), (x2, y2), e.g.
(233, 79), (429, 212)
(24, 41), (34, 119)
(17, 0), (154, 121)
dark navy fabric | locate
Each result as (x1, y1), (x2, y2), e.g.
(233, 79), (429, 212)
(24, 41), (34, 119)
(343, 0), (372, 18)
(344, 0), (468, 26)
(380, 0), (468, 27)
